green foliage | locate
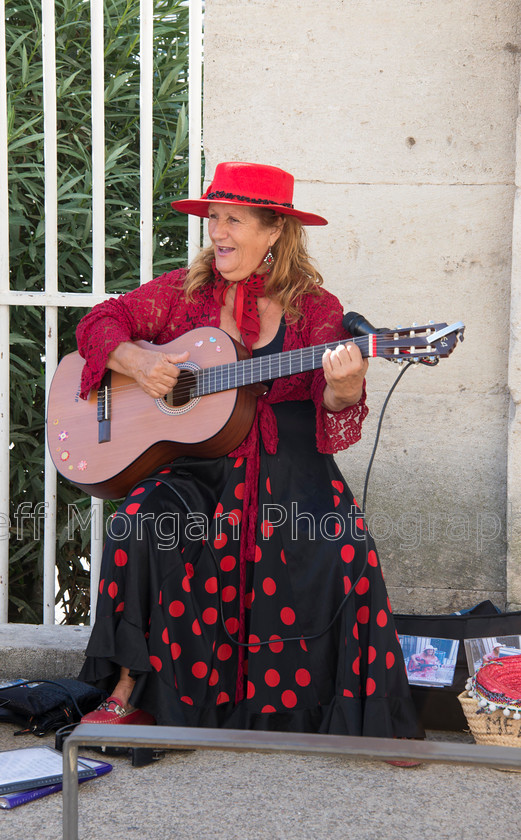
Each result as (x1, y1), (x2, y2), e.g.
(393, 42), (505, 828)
(6, 0), (191, 622)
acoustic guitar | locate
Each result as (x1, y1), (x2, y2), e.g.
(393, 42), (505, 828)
(46, 321), (464, 499)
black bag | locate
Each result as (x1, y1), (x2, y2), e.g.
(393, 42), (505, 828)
(394, 601), (521, 731)
(0, 678), (106, 735)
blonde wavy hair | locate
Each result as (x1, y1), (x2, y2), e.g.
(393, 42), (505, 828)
(184, 209), (324, 320)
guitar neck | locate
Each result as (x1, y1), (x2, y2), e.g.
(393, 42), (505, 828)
(193, 334), (375, 397)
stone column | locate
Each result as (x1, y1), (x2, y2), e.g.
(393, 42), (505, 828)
(204, 0), (520, 612)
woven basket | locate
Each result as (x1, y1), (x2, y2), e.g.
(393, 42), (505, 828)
(458, 691), (521, 747)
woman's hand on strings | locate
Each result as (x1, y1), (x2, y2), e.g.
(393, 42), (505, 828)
(107, 342), (190, 399)
(132, 348), (190, 398)
(322, 343), (368, 411)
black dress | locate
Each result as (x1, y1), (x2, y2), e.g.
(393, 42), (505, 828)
(80, 324), (422, 737)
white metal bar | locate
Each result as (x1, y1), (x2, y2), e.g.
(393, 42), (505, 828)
(89, 497), (104, 619)
(42, 1), (58, 297)
(89, 0), (106, 609)
(42, 0), (59, 623)
(0, 303), (8, 623)
(188, 0), (203, 262)
(0, 291), (116, 306)
(43, 307), (58, 623)
(0, 1), (10, 621)
(0, 305), (8, 624)
(90, 0), (105, 298)
(140, 0), (153, 285)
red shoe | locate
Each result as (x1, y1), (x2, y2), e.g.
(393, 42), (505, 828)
(81, 696), (155, 725)
(385, 736), (423, 766)
(385, 760), (422, 768)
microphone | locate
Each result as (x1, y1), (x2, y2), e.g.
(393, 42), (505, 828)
(343, 311), (388, 337)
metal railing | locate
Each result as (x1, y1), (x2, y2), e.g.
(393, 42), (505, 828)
(62, 723), (521, 840)
(0, 0), (203, 624)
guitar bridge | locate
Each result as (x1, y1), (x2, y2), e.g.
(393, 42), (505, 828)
(97, 371), (111, 443)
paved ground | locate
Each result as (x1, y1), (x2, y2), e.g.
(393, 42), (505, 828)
(1, 625), (520, 839)
(1, 724), (520, 840)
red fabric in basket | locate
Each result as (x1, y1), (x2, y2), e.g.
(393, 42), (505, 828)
(476, 654), (521, 701)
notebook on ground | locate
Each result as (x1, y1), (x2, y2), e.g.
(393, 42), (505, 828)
(0, 755), (112, 809)
(0, 745), (98, 795)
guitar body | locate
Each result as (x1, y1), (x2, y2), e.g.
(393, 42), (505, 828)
(46, 328), (258, 499)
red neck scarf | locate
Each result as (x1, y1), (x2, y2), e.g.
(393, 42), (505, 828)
(212, 260), (270, 353)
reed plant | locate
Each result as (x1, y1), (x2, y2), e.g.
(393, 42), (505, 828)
(6, 0), (190, 622)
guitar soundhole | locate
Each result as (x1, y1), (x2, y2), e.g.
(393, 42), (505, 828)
(164, 369), (196, 408)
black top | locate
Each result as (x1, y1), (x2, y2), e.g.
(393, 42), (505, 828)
(251, 319), (286, 358)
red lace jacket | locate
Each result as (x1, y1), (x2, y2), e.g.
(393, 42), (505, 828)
(76, 268), (368, 457)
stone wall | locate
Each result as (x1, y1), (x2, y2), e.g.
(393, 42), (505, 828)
(203, 0), (521, 612)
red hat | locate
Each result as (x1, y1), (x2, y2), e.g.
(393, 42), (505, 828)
(171, 161), (328, 226)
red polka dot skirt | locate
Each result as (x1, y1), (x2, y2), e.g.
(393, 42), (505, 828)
(80, 402), (422, 738)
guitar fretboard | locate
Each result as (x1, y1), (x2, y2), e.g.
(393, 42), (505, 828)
(193, 335), (374, 397)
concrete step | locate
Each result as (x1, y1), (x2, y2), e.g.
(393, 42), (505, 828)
(0, 627), (518, 840)
(0, 723), (516, 840)
(0, 623), (91, 681)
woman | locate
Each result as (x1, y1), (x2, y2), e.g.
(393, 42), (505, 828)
(78, 161), (421, 738)
(482, 644), (502, 664)
(407, 646), (440, 679)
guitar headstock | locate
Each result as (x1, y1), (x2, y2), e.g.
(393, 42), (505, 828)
(378, 321), (465, 363)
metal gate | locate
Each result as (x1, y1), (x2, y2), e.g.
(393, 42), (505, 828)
(0, 0), (203, 623)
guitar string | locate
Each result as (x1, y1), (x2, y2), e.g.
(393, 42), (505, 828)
(91, 337), (372, 402)
(87, 356), (437, 407)
(84, 334), (441, 404)
(50, 334), (426, 426)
